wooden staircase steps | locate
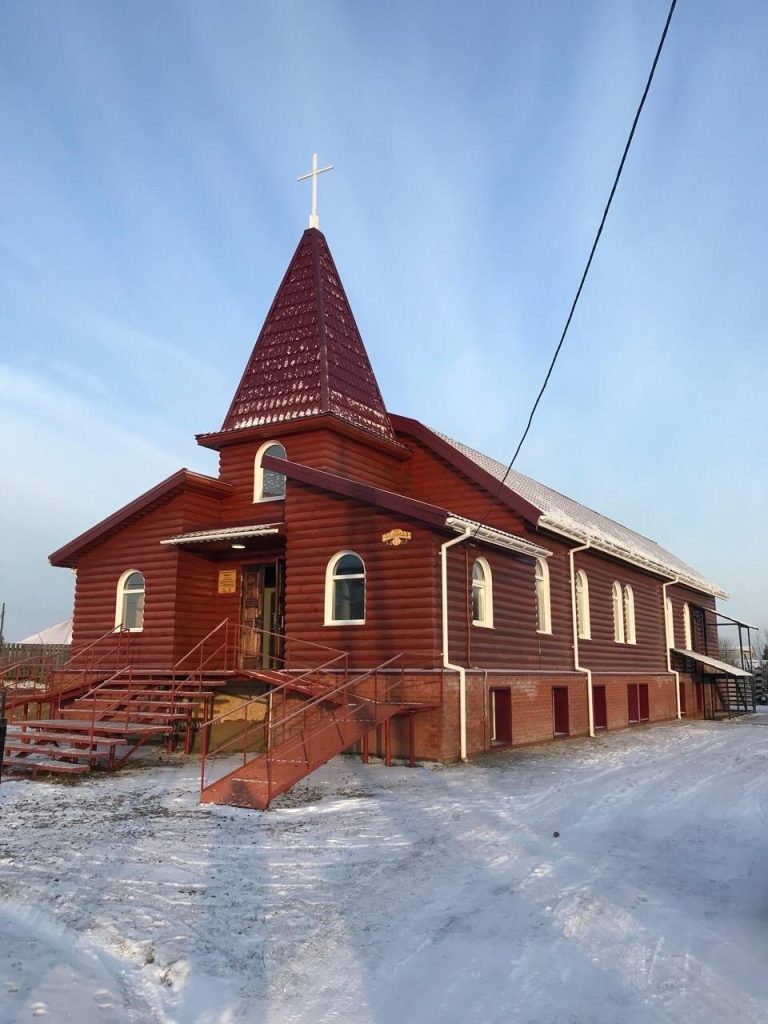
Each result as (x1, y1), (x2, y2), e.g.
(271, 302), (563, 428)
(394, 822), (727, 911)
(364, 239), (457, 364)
(1, 756), (91, 776)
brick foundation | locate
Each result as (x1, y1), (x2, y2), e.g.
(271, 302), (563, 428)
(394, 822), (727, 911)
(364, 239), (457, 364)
(363, 669), (694, 763)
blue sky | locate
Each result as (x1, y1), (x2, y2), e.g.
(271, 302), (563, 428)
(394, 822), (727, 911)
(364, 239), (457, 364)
(1, 1), (766, 641)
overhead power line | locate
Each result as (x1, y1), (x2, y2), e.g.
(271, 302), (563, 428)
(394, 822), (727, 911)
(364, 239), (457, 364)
(474, 0), (679, 535)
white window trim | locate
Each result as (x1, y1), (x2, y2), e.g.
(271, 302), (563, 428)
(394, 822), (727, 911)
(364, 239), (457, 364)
(114, 569), (145, 633)
(665, 597), (675, 649)
(683, 602), (693, 650)
(324, 551), (366, 626)
(535, 557), (552, 634)
(623, 584), (637, 645)
(612, 581), (625, 643)
(253, 440), (287, 503)
(471, 557), (494, 628)
(576, 570), (591, 640)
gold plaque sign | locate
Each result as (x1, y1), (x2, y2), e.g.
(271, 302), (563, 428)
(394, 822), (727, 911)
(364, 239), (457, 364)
(382, 529), (412, 547)
(218, 569), (238, 594)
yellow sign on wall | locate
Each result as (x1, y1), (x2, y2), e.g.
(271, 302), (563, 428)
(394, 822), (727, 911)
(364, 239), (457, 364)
(382, 529), (412, 547)
(218, 569), (238, 594)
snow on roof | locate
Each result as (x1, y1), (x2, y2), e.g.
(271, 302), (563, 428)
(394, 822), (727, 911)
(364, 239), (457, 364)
(436, 431), (726, 598)
(18, 619), (73, 645)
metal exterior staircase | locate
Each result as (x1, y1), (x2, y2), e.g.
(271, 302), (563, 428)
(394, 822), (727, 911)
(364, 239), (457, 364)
(0, 620), (239, 780)
(200, 652), (442, 810)
(2, 672), (222, 777)
(710, 676), (756, 719)
(1, 618), (442, 801)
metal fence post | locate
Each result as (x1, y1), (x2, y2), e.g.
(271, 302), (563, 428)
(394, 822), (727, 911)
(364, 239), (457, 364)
(1, 690), (8, 784)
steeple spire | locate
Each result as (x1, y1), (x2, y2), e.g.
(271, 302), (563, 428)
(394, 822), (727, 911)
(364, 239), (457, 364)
(221, 228), (395, 442)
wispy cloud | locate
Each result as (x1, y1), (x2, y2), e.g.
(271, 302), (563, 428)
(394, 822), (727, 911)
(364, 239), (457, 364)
(0, 0), (766, 636)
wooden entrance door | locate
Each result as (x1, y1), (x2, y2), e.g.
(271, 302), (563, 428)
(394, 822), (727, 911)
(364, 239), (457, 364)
(593, 685), (607, 729)
(491, 688), (512, 744)
(241, 561), (285, 669)
(552, 687), (569, 737)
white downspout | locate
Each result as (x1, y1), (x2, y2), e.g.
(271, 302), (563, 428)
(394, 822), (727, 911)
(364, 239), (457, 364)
(441, 528), (473, 762)
(569, 541), (594, 738)
(662, 577), (682, 720)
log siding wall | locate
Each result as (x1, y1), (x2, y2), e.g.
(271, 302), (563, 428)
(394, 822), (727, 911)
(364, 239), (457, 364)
(282, 484), (439, 667)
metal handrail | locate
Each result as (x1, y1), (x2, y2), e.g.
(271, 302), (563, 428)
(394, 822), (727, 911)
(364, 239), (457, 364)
(199, 651), (447, 795)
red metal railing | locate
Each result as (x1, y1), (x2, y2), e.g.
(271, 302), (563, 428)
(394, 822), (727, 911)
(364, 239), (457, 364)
(199, 649), (444, 804)
(68, 620), (353, 763)
(1, 625), (135, 721)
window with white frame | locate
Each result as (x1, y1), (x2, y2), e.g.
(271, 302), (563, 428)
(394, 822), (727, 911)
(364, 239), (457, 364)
(254, 441), (287, 502)
(115, 570), (145, 631)
(325, 552), (365, 625)
(623, 584), (636, 644)
(612, 581), (625, 643)
(471, 558), (494, 628)
(683, 602), (693, 650)
(535, 557), (552, 633)
(665, 597), (675, 648)
(575, 569), (591, 640)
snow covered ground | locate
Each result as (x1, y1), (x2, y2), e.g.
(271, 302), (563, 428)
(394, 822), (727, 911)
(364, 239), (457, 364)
(2, 713), (768, 1024)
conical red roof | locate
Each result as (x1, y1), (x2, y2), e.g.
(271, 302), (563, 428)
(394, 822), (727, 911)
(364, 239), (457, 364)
(222, 228), (395, 441)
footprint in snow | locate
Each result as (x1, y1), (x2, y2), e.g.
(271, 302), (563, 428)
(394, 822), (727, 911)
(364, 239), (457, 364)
(95, 988), (115, 1009)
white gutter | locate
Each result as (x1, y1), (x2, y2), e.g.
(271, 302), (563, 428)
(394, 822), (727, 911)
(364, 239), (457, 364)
(540, 518), (728, 600)
(445, 516), (551, 559)
(662, 577), (682, 720)
(441, 527), (473, 762)
(568, 541), (594, 738)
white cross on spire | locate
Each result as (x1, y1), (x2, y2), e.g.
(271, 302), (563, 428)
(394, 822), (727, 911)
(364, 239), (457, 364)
(297, 153), (333, 229)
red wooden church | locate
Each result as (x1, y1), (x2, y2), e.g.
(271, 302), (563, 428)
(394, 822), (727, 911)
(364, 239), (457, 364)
(16, 220), (752, 806)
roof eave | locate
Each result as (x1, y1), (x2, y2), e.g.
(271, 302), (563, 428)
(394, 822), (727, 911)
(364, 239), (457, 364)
(389, 414), (544, 525)
(49, 470), (232, 568)
(538, 517), (728, 600)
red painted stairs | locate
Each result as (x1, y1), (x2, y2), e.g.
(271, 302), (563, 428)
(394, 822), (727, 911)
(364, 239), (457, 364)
(2, 670), (222, 778)
(200, 654), (442, 810)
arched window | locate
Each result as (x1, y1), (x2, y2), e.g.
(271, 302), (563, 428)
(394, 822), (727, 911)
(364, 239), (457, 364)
(471, 558), (494, 628)
(575, 570), (591, 640)
(665, 597), (675, 648)
(325, 552), (365, 625)
(612, 581), (625, 643)
(254, 441), (287, 502)
(115, 570), (145, 632)
(535, 557), (552, 633)
(623, 585), (636, 644)
(683, 603), (693, 650)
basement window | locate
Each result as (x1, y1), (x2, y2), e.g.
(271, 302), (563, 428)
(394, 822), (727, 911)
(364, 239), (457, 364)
(116, 570), (145, 632)
(325, 552), (366, 625)
(254, 441), (286, 502)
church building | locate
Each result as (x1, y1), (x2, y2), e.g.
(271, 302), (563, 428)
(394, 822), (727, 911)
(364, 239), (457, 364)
(45, 212), (751, 808)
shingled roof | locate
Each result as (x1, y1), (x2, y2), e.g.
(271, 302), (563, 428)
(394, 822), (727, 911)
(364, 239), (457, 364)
(434, 430), (727, 598)
(221, 228), (395, 442)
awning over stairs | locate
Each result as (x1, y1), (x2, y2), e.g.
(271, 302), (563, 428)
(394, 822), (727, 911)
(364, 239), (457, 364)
(672, 649), (753, 678)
